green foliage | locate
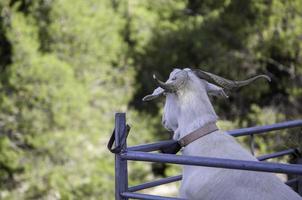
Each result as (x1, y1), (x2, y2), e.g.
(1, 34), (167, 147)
(0, 0), (139, 199)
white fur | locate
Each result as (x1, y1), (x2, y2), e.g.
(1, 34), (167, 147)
(160, 69), (301, 200)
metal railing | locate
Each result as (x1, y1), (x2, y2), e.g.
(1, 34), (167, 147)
(110, 113), (302, 200)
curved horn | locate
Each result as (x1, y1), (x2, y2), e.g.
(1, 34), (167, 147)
(142, 87), (165, 101)
(153, 71), (189, 92)
(192, 69), (271, 90)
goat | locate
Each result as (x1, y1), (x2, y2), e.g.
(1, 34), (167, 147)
(143, 68), (301, 200)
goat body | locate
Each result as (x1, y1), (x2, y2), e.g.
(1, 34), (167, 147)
(180, 130), (300, 200)
(152, 68), (301, 200)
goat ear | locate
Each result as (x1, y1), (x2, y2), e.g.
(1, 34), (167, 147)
(142, 87), (165, 101)
(206, 82), (229, 98)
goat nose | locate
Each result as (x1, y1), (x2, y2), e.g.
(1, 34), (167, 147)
(162, 119), (166, 125)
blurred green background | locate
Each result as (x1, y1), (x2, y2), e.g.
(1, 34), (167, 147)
(0, 0), (301, 199)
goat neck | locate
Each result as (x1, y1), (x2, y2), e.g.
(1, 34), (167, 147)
(176, 78), (218, 140)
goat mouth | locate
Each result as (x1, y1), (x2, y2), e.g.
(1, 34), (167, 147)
(153, 71), (188, 93)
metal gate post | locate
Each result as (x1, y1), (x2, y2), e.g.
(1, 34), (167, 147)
(297, 157), (302, 196)
(289, 149), (302, 196)
(115, 113), (128, 200)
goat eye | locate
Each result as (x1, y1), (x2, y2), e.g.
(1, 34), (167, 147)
(172, 77), (177, 80)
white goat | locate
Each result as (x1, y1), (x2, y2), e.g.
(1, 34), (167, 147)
(143, 68), (301, 200)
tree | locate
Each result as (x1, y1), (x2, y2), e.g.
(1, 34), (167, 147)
(0, 0), (150, 199)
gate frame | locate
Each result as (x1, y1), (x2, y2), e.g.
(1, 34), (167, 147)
(112, 113), (302, 200)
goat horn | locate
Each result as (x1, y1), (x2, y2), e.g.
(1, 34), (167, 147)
(192, 69), (271, 90)
(153, 71), (189, 92)
(142, 87), (165, 101)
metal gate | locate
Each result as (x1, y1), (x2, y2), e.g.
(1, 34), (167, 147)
(109, 113), (302, 200)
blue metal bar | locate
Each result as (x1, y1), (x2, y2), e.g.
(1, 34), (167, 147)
(127, 120), (302, 153)
(122, 151), (302, 175)
(127, 140), (176, 152)
(121, 192), (186, 200)
(128, 149), (299, 192)
(257, 149), (298, 161)
(128, 175), (182, 192)
(128, 173), (297, 193)
(115, 113), (128, 200)
(228, 120), (302, 137)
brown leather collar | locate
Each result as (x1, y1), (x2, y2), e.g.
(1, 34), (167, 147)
(178, 123), (218, 147)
